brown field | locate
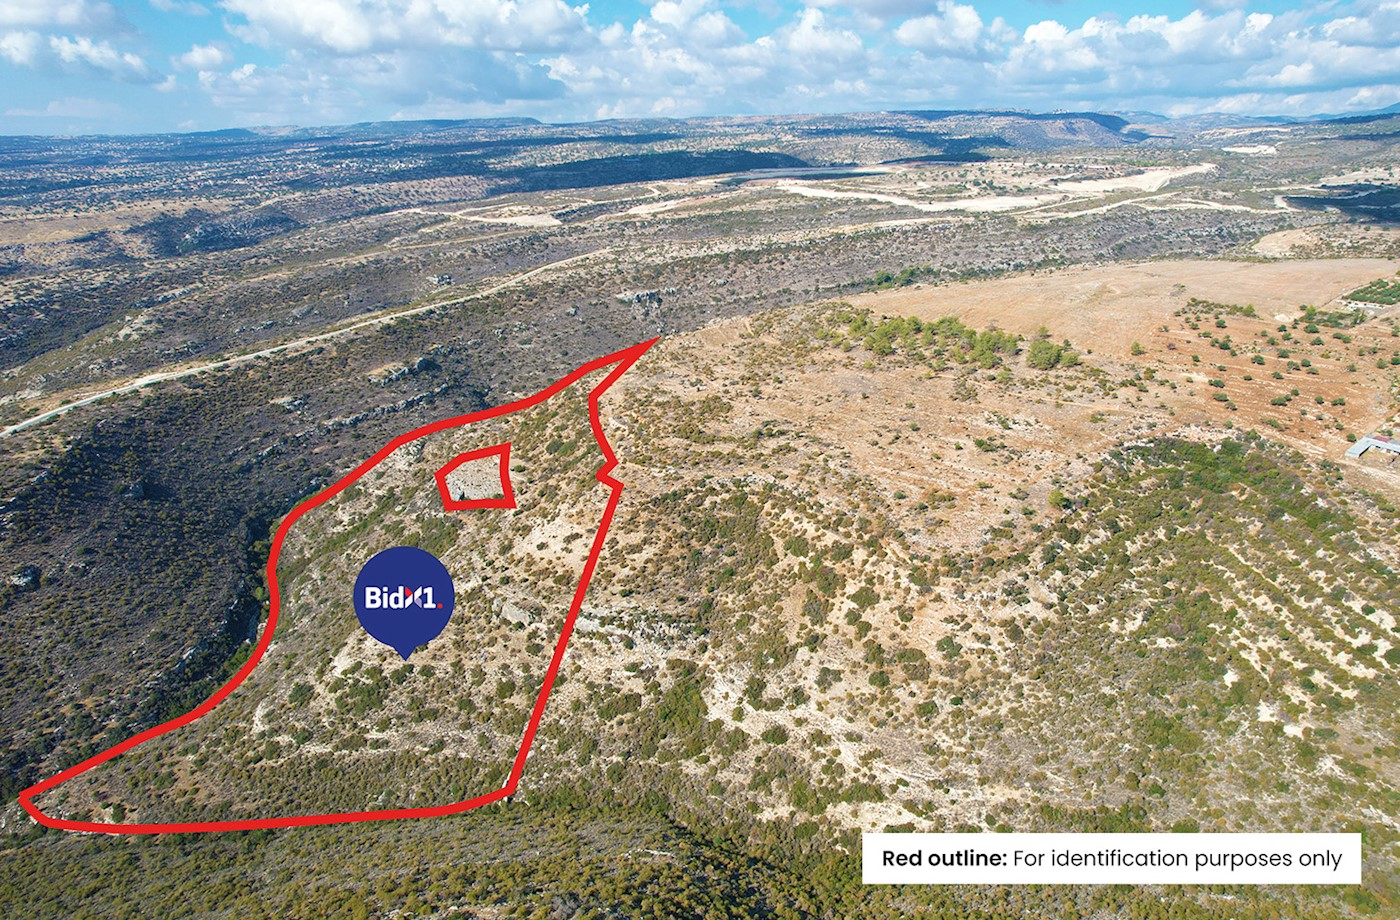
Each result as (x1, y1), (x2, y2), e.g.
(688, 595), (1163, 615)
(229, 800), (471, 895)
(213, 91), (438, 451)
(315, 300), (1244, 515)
(600, 255), (1400, 591)
(845, 257), (1400, 469)
(847, 257), (1397, 349)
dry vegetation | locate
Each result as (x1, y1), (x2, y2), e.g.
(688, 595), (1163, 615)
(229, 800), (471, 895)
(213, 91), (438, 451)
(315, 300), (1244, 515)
(4, 111), (1400, 918)
(23, 257), (1400, 918)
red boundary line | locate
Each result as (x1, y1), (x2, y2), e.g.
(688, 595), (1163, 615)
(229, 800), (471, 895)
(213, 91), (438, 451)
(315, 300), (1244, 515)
(435, 442), (516, 511)
(18, 338), (659, 834)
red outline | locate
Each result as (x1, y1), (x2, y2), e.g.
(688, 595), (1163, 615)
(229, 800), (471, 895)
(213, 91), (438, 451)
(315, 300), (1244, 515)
(19, 338), (658, 834)
(434, 442), (515, 511)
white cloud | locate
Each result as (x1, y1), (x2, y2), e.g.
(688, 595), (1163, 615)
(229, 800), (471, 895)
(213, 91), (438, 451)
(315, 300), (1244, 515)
(525, 3), (1400, 119)
(649, 0), (705, 30)
(49, 34), (153, 81)
(691, 12), (743, 48)
(2, 33), (164, 88)
(0, 1), (157, 85)
(0, 28), (39, 64)
(221, 0), (592, 55)
(8, 0), (1379, 129)
(173, 41), (228, 70)
(1343, 82), (1400, 109)
(1323, 2), (1400, 47)
(894, 2), (1000, 59)
(781, 8), (864, 71)
(971, 4), (1400, 116)
(645, 0), (742, 47)
(192, 44), (567, 127)
(996, 8), (1308, 102)
(531, 5), (893, 119)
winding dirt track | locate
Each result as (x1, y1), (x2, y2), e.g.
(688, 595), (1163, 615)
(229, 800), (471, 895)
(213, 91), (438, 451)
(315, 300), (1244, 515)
(0, 249), (611, 439)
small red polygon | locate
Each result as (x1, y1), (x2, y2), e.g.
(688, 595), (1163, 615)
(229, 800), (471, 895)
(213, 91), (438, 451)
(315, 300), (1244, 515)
(434, 442), (515, 511)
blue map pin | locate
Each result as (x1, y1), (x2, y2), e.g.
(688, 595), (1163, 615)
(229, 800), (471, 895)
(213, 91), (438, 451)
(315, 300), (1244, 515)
(353, 546), (455, 659)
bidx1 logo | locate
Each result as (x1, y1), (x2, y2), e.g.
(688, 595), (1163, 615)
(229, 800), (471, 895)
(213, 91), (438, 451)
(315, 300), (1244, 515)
(362, 585), (444, 610)
(353, 546), (455, 660)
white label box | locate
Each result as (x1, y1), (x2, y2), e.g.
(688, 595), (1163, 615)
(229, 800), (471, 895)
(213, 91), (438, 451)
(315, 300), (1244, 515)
(862, 833), (1362, 885)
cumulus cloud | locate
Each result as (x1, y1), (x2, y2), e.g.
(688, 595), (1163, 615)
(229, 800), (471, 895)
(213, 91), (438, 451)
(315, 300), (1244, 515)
(649, 0), (706, 30)
(780, 8), (865, 75)
(2, 32), (157, 84)
(647, 0), (742, 47)
(994, 9), (1329, 104)
(894, 2), (1011, 60)
(193, 45), (565, 126)
(534, 4), (884, 119)
(0, 0), (156, 86)
(10, 0), (1399, 130)
(493, 3), (1400, 118)
(221, 0), (592, 55)
(1322, 1), (1400, 47)
(173, 41), (228, 70)
(49, 34), (153, 81)
(0, 28), (40, 64)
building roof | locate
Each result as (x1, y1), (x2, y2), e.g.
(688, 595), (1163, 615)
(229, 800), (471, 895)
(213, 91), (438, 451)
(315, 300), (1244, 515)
(1346, 435), (1400, 458)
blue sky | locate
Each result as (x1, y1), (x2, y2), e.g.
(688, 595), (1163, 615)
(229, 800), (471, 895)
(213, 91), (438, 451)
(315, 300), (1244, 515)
(1, 1), (1398, 134)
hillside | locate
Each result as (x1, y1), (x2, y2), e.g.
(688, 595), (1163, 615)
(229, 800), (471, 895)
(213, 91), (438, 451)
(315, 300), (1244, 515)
(12, 257), (1399, 917)
(2, 109), (1399, 917)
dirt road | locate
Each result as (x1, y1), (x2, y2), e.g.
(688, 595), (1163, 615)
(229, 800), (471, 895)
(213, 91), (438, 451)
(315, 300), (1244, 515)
(0, 249), (611, 438)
